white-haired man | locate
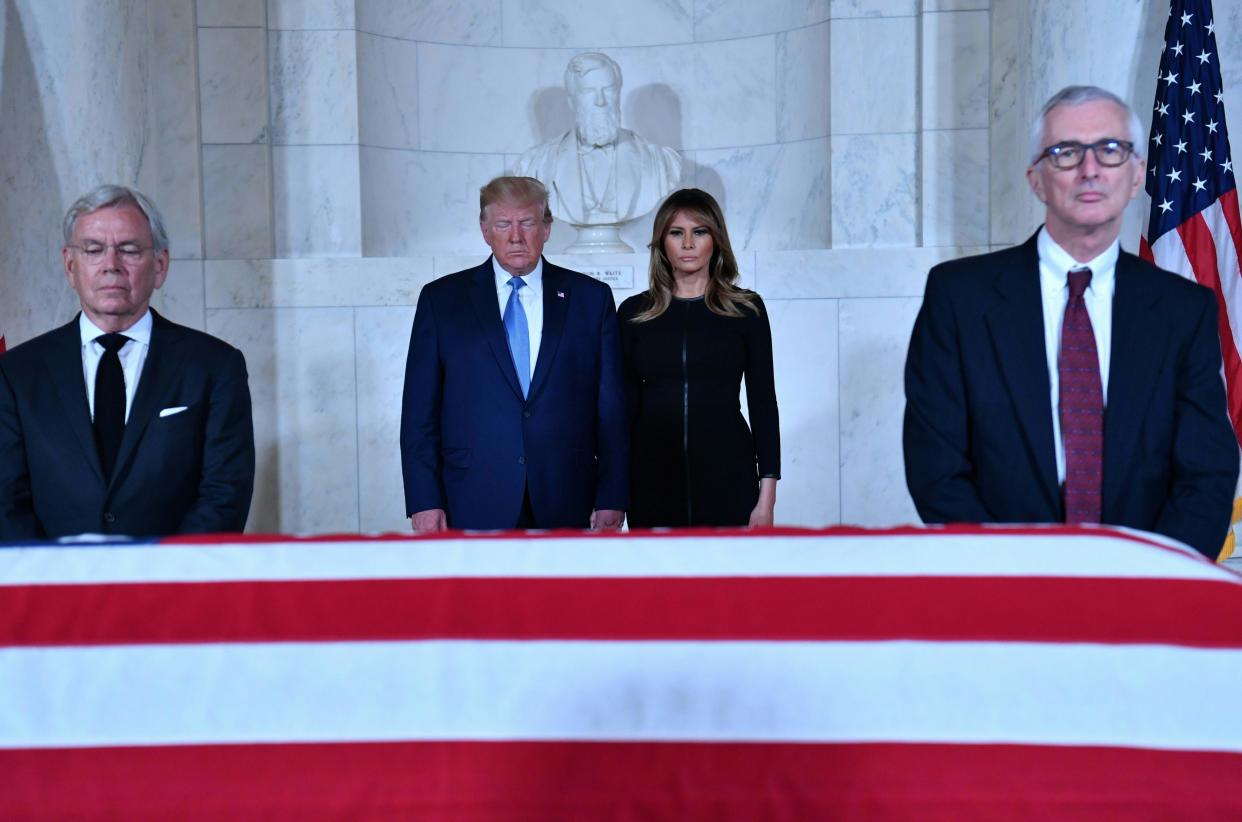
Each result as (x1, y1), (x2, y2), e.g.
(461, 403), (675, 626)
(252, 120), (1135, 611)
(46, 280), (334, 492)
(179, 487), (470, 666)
(0, 185), (254, 539)
(903, 85), (1238, 559)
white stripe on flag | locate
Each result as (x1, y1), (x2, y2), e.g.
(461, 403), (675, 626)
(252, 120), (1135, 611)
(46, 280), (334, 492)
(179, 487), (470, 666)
(0, 530), (1225, 586)
(4, 640), (1241, 752)
(1151, 228), (1196, 281)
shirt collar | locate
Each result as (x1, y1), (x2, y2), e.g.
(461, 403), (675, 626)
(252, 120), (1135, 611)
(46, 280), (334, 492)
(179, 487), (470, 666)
(79, 309), (153, 348)
(1037, 226), (1119, 294)
(493, 256), (544, 295)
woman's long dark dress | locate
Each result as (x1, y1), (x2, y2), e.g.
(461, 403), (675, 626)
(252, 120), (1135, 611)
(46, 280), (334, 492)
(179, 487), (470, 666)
(617, 292), (780, 527)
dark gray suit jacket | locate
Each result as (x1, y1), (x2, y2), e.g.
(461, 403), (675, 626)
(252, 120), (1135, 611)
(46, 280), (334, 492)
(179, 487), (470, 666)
(0, 310), (255, 539)
(904, 231), (1239, 558)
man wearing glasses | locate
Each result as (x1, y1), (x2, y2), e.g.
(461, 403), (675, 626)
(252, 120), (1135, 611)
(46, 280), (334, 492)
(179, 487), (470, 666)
(0, 185), (255, 539)
(903, 85), (1238, 559)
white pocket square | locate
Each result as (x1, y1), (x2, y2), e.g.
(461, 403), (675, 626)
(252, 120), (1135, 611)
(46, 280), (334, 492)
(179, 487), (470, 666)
(159, 406), (189, 418)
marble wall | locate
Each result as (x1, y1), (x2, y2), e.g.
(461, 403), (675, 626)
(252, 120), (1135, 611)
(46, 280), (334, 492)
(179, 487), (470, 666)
(3, 0), (1241, 535)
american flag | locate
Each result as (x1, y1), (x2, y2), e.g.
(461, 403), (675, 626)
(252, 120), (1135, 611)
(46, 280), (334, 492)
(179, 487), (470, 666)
(3, 527), (1242, 818)
(1140, 0), (1242, 555)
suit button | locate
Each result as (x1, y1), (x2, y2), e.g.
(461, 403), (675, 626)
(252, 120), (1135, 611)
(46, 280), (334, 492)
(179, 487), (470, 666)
(103, 512), (115, 523)
(518, 456), (526, 465)
(523, 410), (531, 418)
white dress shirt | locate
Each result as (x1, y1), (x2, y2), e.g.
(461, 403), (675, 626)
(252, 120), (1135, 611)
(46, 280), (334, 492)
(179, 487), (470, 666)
(493, 256), (544, 380)
(79, 310), (153, 423)
(1037, 227), (1117, 485)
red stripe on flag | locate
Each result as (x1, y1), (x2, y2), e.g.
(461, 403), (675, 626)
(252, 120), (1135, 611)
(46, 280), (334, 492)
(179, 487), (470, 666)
(5, 575), (1242, 647)
(1221, 188), (1242, 283)
(1140, 233), (1155, 262)
(1178, 212), (1242, 440)
(2, 740), (1239, 820)
(156, 522), (1188, 551)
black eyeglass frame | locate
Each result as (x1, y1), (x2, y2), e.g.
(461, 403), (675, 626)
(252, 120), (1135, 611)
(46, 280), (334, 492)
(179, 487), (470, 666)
(1036, 139), (1137, 170)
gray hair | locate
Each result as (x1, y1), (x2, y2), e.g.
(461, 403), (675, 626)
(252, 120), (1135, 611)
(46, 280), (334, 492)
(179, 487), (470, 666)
(62, 184), (170, 252)
(479, 176), (553, 224)
(1029, 85), (1146, 165)
(564, 52), (622, 93)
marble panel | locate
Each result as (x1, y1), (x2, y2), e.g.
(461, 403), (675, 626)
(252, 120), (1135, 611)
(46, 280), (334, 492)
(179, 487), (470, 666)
(433, 255), (493, 277)
(197, 0), (265, 27)
(765, 299), (840, 527)
(138, 0), (203, 260)
(989, 0), (1039, 245)
(272, 145), (362, 256)
(153, 259), (206, 331)
(356, 305), (418, 533)
(694, 138), (831, 251)
(269, 29), (358, 145)
(358, 146), (505, 256)
(207, 307), (360, 534)
(206, 257), (435, 308)
(503, 0), (692, 47)
(417, 44), (569, 153)
(357, 32), (419, 150)
(202, 144), (272, 258)
(831, 133), (917, 247)
(777, 22), (831, 142)
(838, 296), (922, 526)
(924, 0), (989, 9)
(921, 10), (989, 131)
(1219, 1), (1242, 121)
(198, 27), (268, 144)
(830, 16), (917, 134)
(267, 0), (355, 29)
(921, 129), (989, 247)
(757, 246), (975, 299)
(694, 0), (830, 40)
(829, 0), (917, 18)
(616, 37), (778, 150)
(355, 0), (501, 45)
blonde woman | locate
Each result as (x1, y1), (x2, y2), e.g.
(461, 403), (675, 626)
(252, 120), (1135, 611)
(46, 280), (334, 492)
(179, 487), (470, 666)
(618, 189), (780, 528)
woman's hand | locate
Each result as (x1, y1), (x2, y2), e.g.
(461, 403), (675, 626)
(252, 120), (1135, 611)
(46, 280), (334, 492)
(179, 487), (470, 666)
(747, 478), (778, 528)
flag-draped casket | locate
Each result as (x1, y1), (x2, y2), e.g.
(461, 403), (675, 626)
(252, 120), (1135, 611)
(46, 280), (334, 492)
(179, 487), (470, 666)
(3, 525), (1242, 818)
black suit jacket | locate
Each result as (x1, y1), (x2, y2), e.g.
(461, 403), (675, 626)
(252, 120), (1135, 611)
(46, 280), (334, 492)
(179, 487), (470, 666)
(903, 231), (1239, 558)
(0, 310), (255, 539)
(400, 258), (628, 529)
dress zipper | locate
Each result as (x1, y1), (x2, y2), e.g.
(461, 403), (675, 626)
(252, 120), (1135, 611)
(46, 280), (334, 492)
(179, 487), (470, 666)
(681, 309), (692, 525)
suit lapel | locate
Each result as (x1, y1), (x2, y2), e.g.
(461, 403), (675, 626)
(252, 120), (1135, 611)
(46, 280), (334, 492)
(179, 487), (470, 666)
(529, 263), (569, 402)
(470, 259), (525, 400)
(984, 236), (1060, 513)
(44, 318), (106, 483)
(110, 311), (175, 489)
(1103, 254), (1166, 510)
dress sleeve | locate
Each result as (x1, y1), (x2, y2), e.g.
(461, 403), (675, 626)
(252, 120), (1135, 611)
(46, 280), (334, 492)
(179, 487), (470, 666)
(744, 295), (781, 479)
(617, 295), (644, 427)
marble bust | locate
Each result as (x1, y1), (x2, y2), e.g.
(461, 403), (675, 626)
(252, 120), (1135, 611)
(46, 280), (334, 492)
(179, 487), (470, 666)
(516, 52), (682, 252)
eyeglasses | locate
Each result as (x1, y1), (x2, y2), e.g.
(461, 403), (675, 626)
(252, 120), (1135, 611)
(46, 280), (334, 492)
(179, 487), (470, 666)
(1037, 139), (1136, 170)
(68, 242), (153, 263)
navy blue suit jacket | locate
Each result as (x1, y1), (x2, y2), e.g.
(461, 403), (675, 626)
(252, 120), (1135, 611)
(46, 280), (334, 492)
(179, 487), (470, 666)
(904, 232), (1238, 558)
(400, 258), (628, 529)
(0, 310), (255, 539)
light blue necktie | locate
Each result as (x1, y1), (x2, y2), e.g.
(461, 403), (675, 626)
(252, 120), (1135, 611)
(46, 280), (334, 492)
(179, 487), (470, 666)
(503, 276), (530, 397)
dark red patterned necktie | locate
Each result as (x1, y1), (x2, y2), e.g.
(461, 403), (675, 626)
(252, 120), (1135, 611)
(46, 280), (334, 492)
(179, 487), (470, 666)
(1059, 268), (1103, 523)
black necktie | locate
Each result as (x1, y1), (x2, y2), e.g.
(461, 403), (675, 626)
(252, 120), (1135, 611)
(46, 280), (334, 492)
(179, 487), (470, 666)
(94, 333), (129, 478)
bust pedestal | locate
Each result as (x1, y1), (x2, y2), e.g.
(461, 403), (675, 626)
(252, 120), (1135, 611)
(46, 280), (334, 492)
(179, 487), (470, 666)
(564, 224), (634, 254)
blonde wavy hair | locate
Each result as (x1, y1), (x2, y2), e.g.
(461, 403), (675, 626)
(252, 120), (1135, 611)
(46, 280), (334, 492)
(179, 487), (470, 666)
(631, 188), (759, 323)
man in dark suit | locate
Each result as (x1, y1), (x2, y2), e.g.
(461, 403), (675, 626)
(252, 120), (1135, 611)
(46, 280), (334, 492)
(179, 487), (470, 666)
(904, 85), (1238, 559)
(401, 176), (627, 531)
(0, 185), (255, 539)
